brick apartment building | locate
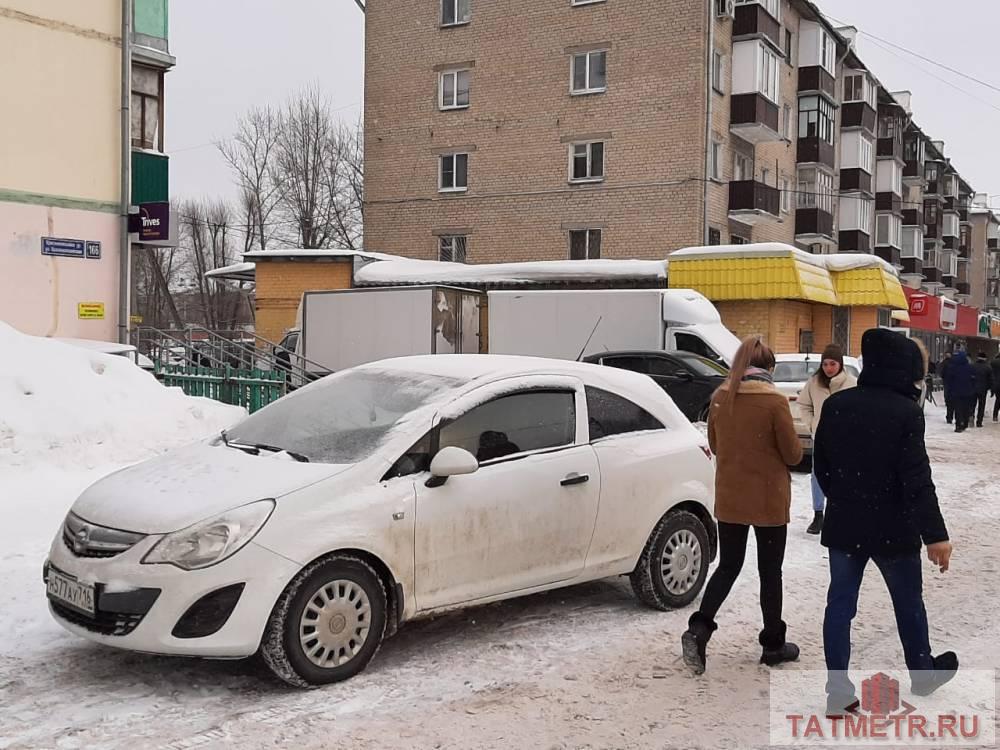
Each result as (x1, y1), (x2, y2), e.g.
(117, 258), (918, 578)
(363, 0), (999, 307)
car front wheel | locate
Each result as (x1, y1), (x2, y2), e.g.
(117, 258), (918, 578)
(261, 555), (387, 687)
(630, 510), (710, 611)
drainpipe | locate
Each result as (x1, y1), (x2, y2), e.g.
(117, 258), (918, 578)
(118, 0), (133, 344)
(703, 0), (715, 244)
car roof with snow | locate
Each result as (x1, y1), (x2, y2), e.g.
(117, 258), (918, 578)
(775, 352), (861, 366)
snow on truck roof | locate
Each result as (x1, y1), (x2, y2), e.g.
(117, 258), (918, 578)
(354, 258), (668, 286)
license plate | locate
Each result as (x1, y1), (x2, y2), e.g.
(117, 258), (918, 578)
(47, 568), (96, 616)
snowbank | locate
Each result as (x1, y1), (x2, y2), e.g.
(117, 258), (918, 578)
(0, 323), (245, 468)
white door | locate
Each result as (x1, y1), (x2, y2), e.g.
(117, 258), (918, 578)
(413, 382), (601, 610)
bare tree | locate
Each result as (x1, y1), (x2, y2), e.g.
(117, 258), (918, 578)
(132, 244), (185, 330)
(321, 120), (364, 251)
(180, 199), (246, 329)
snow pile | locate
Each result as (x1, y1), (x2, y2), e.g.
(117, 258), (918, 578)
(0, 322), (245, 468)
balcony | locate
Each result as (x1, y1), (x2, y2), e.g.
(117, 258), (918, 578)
(959, 206), (970, 223)
(925, 223), (939, 240)
(877, 136), (903, 161)
(729, 180), (780, 223)
(798, 67), (837, 99)
(875, 246), (901, 266)
(943, 235), (958, 250)
(902, 209), (924, 228)
(943, 196), (957, 212)
(841, 102), (877, 134)
(795, 207), (835, 244)
(922, 265), (943, 285)
(730, 94), (780, 144)
(840, 169), (872, 195)
(839, 230), (871, 253)
(796, 137), (836, 169)
(901, 258), (924, 277)
(733, 3), (782, 51)
(131, 150), (169, 204)
(876, 193), (902, 214)
(903, 160), (924, 184)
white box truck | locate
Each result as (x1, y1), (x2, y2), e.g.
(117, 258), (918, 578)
(285, 286), (483, 379)
(487, 289), (740, 365)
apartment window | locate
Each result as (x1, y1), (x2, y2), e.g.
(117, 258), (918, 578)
(735, 0), (778, 18)
(878, 113), (900, 140)
(877, 160), (903, 196)
(904, 136), (924, 163)
(708, 227), (722, 245)
(943, 175), (957, 198)
(757, 44), (780, 102)
(439, 69), (471, 109)
(569, 229), (602, 259)
(569, 141), (605, 182)
(902, 228), (923, 260)
(798, 95), (835, 145)
(960, 223), (971, 251)
(710, 141), (723, 180)
(733, 153), (752, 182)
(843, 74), (863, 103)
(876, 214), (901, 247)
(925, 163), (939, 184)
(924, 200), (938, 227)
(860, 136), (874, 173)
(761, 167), (771, 185)
(441, 0), (470, 26)
(439, 236), (468, 263)
(780, 177), (791, 213)
(731, 235), (749, 245)
(571, 50), (607, 94)
(781, 104), (791, 140)
(785, 30), (794, 65)
(797, 167), (834, 213)
(439, 153), (469, 192)
(860, 199), (872, 233)
(712, 51), (725, 93)
(131, 65), (162, 151)
(820, 30), (835, 73)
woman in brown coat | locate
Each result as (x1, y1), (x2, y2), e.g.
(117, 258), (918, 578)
(681, 336), (803, 674)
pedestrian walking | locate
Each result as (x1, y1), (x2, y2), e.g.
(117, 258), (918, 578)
(681, 336), (803, 675)
(797, 344), (857, 535)
(972, 352), (992, 428)
(943, 351), (976, 433)
(939, 352), (954, 424)
(814, 328), (956, 716)
(991, 352), (1000, 423)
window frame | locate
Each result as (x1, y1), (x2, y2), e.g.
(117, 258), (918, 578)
(798, 95), (835, 145)
(438, 235), (468, 263)
(819, 29), (835, 74)
(710, 140), (723, 181)
(569, 228), (602, 260)
(440, 0), (471, 27)
(438, 69), (471, 110)
(568, 140), (606, 183)
(757, 43), (780, 103)
(584, 385), (666, 443)
(733, 152), (752, 182)
(570, 49), (608, 95)
(438, 152), (469, 193)
(780, 177), (791, 213)
(131, 65), (163, 152)
(712, 50), (725, 94)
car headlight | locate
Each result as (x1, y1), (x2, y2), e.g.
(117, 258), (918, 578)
(141, 500), (275, 571)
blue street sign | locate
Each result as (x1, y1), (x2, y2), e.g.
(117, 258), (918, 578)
(41, 237), (86, 258)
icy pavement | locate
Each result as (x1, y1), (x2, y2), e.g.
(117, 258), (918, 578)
(2, 403), (998, 749)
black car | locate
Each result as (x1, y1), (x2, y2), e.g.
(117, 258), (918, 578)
(584, 350), (728, 423)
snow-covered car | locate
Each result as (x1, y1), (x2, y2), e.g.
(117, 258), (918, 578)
(44, 355), (717, 687)
(773, 353), (861, 454)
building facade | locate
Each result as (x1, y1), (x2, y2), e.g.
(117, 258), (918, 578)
(363, 0), (989, 306)
(0, 0), (173, 341)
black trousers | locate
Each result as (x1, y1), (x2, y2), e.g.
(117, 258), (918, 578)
(994, 393), (1000, 422)
(697, 521), (788, 648)
(955, 397), (972, 431)
(975, 392), (988, 426)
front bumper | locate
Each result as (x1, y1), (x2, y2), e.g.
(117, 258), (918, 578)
(45, 530), (300, 658)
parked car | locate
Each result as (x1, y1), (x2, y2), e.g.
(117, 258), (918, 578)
(772, 353), (861, 454)
(584, 350), (727, 423)
(44, 355), (717, 687)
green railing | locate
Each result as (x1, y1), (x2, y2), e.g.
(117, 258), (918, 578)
(157, 365), (286, 413)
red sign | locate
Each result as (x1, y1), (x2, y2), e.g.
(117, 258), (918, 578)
(903, 287), (980, 337)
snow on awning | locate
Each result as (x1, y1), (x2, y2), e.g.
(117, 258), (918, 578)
(354, 258), (668, 287)
(204, 262), (256, 283)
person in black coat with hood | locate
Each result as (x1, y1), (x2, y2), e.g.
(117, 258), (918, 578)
(943, 351), (976, 432)
(814, 329), (956, 715)
(972, 352), (993, 428)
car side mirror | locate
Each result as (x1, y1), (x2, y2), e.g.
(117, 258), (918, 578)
(676, 370), (694, 381)
(425, 446), (479, 487)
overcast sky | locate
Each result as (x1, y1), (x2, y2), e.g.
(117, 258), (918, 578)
(167, 0), (1000, 205)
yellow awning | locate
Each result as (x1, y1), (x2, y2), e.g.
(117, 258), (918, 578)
(668, 255), (839, 305)
(832, 267), (909, 309)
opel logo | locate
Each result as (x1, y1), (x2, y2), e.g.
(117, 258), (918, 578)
(74, 526), (90, 554)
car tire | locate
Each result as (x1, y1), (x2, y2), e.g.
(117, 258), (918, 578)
(630, 510), (711, 611)
(260, 555), (388, 687)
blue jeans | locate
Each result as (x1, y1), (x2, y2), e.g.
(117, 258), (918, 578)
(810, 472), (825, 512)
(824, 549), (934, 698)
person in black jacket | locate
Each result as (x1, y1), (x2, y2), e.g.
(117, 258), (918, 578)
(991, 353), (1000, 423)
(814, 329), (956, 715)
(944, 351), (977, 432)
(938, 352), (953, 423)
(972, 352), (993, 428)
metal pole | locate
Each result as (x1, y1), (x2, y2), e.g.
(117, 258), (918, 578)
(118, 0), (133, 344)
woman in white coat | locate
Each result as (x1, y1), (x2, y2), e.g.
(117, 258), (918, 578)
(799, 344), (857, 535)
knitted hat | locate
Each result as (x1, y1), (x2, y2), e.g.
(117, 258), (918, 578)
(821, 344), (845, 370)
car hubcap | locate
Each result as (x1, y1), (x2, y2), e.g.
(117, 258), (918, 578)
(299, 579), (371, 668)
(661, 530), (702, 595)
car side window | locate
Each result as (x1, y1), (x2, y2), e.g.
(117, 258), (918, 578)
(645, 356), (684, 378)
(601, 356), (650, 374)
(586, 387), (666, 441)
(383, 431), (433, 480)
(439, 390), (576, 463)
(674, 333), (719, 362)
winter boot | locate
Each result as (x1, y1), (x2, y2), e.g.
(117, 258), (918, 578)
(806, 511), (824, 535)
(911, 651), (959, 697)
(760, 621), (799, 666)
(681, 612), (717, 675)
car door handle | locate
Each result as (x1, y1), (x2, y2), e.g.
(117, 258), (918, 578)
(560, 473), (590, 487)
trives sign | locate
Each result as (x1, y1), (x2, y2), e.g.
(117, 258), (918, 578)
(128, 202), (170, 243)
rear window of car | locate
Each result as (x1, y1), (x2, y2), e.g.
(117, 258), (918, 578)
(774, 362), (859, 382)
(586, 387), (665, 441)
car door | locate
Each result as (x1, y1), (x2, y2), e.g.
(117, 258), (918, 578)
(412, 378), (601, 611)
(645, 355), (703, 420)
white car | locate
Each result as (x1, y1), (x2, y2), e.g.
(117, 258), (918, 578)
(44, 355), (716, 687)
(773, 353), (861, 454)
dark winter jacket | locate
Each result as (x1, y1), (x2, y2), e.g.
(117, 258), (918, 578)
(972, 358), (993, 395)
(815, 328), (949, 557)
(942, 351), (976, 400)
(991, 356), (1000, 394)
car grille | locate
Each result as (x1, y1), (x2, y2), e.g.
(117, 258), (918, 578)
(62, 513), (146, 559)
(50, 600), (148, 637)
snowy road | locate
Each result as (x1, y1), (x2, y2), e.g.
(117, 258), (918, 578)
(2, 403), (998, 749)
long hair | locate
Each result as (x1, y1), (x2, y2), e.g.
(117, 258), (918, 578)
(720, 335), (776, 411)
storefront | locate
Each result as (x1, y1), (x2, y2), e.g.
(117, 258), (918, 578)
(900, 287), (996, 364)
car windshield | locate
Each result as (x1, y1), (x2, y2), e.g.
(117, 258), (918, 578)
(773, 361), (859, 382)
(224, 368), (466, 464)
(674, 354), (728, 377)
